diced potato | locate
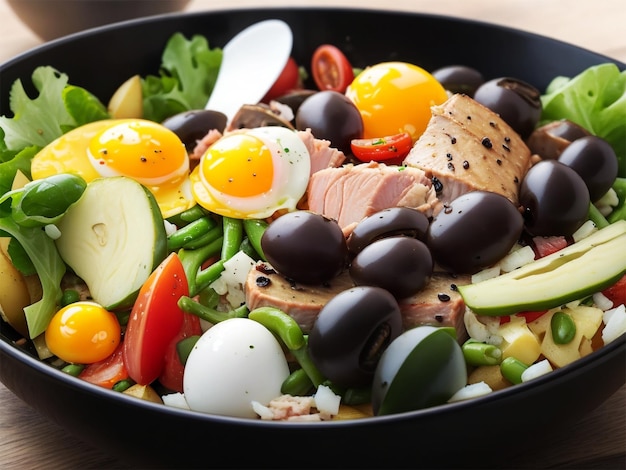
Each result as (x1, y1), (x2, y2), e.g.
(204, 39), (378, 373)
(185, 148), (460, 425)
(527, 309), (555, 337)
(107, 75), (143, 119)
(334, 404), (373, 420)
(579, 337), (594, 357)
(541, 318), (583, 368)
(498, 318), (542, 365)
(0, 238), (32, 338)
(568, 305), (603, 339)
(468, 365), (511, 391)
(123, 384), (163, 404)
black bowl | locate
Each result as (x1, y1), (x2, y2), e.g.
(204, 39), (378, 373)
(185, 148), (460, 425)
(1, 7), (624, 469)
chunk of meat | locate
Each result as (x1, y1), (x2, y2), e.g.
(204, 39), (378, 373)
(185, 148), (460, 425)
(398, 272), (471, 342)
(297, 128), (346, 175)
(404, 94), (532, 209)
(190, 129), (223, 168)
(244, 262), (469, 340)
(305, 161), (438, 233)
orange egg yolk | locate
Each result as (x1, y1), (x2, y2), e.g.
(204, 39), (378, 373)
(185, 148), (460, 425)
(45, 302), (121, 364)
(199, 133), (274, 198)
(88, 120), (187, 184)
(345, 61), (448, 142)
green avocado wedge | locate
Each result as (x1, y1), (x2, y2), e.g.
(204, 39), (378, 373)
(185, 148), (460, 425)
(458, 221), (626, 316)
(55, 176), (167, 310)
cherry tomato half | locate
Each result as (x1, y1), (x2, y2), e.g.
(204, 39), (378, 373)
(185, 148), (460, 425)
(351, 132), (413, 165)
(79, 342), (129, 389)
(262, 57), (300, 102)
(602, 274), (626, 307)
(311, 44), (354, 93)
(123, 252), (188, 385)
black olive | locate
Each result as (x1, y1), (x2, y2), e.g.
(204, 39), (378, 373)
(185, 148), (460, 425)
(431, 65), (485, 97)
(557, 135), (618, 202)
(308, 286), (402, 388)
(260, 211), (348, 285)
(473, 77), (542, 139)
(527, 119), (591, 160)
(161, 109), (227, 150)
(426, 191), (524, 274)
(346, 207), (430, 255)
(295, 90), (363, 153)
(519, 160), (590, 236)
(274, 89), (317, 123)
(349, 237), (433, 299)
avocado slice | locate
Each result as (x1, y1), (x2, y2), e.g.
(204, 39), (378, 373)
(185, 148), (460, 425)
(55, 176), (167, 310)
(458, 221), (626, 316)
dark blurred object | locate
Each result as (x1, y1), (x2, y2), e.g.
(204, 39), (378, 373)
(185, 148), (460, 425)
(8, 0), (191, 41)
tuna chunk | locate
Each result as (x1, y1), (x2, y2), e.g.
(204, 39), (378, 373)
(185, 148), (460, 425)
(306, 161), (438, 233)
(404, 94), (532, 208)
(297, 129), (347, 175)
(244, 262), (469, 340)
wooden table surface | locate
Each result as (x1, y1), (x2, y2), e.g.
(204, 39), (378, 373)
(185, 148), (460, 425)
(1, 0), (625, 468)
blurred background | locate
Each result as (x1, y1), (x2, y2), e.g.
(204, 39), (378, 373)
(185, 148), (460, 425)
(2, 0), (625, 64)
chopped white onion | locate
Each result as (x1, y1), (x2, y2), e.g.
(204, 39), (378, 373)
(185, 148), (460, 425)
(314, 384), (341, 416)
(602, 304), (626, 344)
(44, 224), (62, 240)
(521, 359), (553, 382)
(251, 400), (275, 420)
(471, 265), (501, 284)
(162, 392), (191, 410)
(209, 251), (256, 308)
(163, 219), (177, 237)
(448, 382), (493, 402)
(593, 291), (614, 311)
(499, 245), (535, 273)
(572, 220), (597, 242)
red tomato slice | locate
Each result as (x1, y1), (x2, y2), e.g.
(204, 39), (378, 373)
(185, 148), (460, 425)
(602, 274), (626, 307)
(351, 132), (413, 165)
(79, 342), (128, 389)
(499, 310), (548, 325)
(262, 57), (300, 102)
(123, 253), (188, 385)
(311, 44), (354, 93)
(158, 312), (202, 393)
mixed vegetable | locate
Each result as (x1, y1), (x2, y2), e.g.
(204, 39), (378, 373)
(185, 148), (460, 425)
(0, 27), (625, 421)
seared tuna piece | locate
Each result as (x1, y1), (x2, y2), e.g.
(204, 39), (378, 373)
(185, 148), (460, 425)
(297, 129), (347, 175)
(306, 161), (438, 233)
(404, 94), (533, 208)
(244, 262), (469, 341)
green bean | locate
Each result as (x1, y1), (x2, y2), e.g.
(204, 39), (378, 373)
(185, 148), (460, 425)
(551, 310), (577, 344)
(167, 205), (209, 226)
(60, 289), (80, 307)
(198, 286), (220, 309)
(607, 177), (626, 223)
(248, 307), (306, 350)
(281, 368), (314, 396)
(342, 386), (372, 406)
(115, 309), (130, 327)
(194, 258), (226, 294)
(167, 216), (217, 251)
(112, 379), (134, 393)
(242, 218), (268, 261)
(587, 202), (610, 229)
(178, 295), (248, 324)
(61, 363), (85, 377)
(291, 338), (326, 388)
(182, 226), (223, 250)
(179, 236), (224, 296)
(500, 356), (529, 385)
(238, 237), (262, 261)
(462, 340), (502, 366)
(176, 335), (201, 365)
(221, 217), (243, 261)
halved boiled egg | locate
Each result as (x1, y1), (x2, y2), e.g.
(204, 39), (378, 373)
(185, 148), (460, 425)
(190, 126), (311, 219)
(30, 119), (195, 218)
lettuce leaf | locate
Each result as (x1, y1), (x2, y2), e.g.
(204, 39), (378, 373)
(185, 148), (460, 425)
(0, 66), (108, 153)
(540, 63), (626, 177)
(142, 33), (222, 122)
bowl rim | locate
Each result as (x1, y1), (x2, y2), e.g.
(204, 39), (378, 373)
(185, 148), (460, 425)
(0, 5), (625, 430)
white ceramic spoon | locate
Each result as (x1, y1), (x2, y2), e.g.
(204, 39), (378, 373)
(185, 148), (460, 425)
(204, 19), (293, 121)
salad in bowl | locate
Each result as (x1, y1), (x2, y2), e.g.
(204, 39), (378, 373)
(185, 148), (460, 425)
(0, 7), (624, 468)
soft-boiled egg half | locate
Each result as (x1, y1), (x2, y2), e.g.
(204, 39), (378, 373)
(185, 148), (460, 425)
(30, 119), (195, 218)
(190, 126), (311, 219)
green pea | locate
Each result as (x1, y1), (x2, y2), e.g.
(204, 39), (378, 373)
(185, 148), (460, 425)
(60, 289), (81, 307)
(551, 310), (577, 344)
(61, 363), (85, 377)
(500, 356), (528, 385)
(112, 379), (134, 392)
(281, 368), (314, 396)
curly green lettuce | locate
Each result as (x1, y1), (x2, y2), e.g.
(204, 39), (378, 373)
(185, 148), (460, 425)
(540, 63), (626, 178)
